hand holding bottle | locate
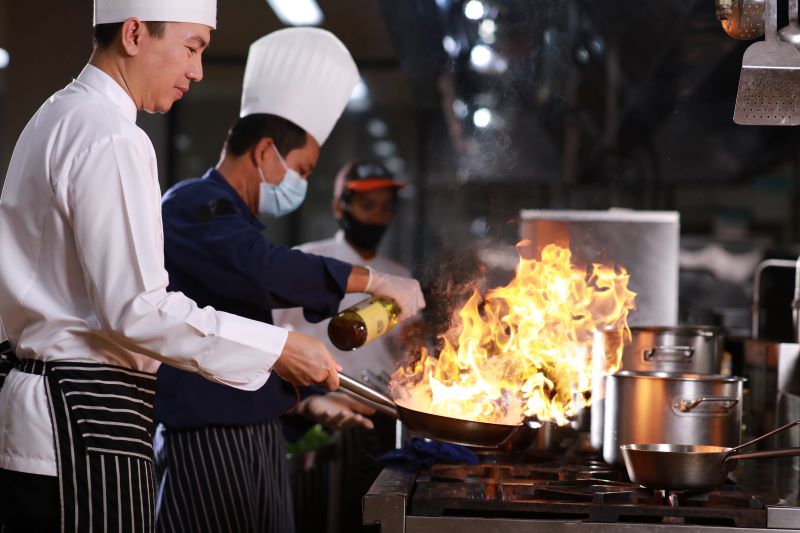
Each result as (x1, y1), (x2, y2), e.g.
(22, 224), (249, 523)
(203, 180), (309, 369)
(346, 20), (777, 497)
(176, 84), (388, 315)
(365, 269), (426, 322)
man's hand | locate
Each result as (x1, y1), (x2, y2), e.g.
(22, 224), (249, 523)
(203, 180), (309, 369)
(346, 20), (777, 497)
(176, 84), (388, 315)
(297, 392), (376, 430)
(366, 270), (426, 322)
(273, 331), (340, 390)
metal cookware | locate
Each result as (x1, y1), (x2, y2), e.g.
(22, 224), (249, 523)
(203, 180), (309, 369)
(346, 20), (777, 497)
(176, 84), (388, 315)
(621, 418), (800, 491)
(500, 418), (578, 453)
(603, 371), (744, 465)
(733, 0), (800, 126)
(338, 373), (522, 448)
(617, 325), (724, 374)
(591, 326), (725, 451)
(780, 0), (800, 48)
(718, 0), (765, 40)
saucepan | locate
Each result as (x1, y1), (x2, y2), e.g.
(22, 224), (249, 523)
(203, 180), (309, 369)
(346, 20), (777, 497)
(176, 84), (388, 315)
(338, 373), (522, 448)
(620, 418), (800, 491)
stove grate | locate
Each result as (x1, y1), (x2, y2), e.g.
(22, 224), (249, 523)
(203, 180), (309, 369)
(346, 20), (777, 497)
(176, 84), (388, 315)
(410, 461), (767, 528)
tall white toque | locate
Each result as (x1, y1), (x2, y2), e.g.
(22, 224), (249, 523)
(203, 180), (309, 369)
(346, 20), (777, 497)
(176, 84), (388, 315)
(240, 28), (359, 147)
(94, 0), (217, 29)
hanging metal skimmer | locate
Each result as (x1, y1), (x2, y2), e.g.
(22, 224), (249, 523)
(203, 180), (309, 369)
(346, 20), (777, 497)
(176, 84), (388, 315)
(733, 0), (800, 125)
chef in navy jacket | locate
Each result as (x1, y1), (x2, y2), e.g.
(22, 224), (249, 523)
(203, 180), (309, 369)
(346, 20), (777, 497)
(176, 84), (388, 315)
(153, 29), (425, 533)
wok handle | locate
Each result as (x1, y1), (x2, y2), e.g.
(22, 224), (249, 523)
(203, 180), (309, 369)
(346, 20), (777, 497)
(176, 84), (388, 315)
(675, 397), (739, 413)
(338, 373), (398, 418)
(644, 346), (694, 362)
(724, 447), (800, 463)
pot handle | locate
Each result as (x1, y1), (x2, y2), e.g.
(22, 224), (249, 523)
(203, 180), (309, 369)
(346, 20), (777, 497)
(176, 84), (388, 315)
(723, 447), (800, 463)
(675, 397), (739, 413)
(643, 346), (694, 362)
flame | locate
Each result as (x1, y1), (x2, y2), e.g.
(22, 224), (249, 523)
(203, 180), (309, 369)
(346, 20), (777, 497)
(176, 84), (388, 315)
(391, 242), (636, 426)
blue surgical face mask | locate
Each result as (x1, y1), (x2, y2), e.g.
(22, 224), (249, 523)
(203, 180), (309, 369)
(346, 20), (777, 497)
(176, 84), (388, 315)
(257, 144), (308, 218)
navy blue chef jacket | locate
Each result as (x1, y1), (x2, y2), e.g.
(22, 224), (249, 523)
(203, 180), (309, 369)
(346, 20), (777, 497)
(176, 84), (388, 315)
(154, 168), (352, 429)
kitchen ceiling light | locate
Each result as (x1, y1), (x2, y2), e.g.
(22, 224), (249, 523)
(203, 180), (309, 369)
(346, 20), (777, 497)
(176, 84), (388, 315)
(473, 108), (492, 128)
(452, 98), (469, 119)
(347, 78), (370, 112)
(479, 19), (496, 44)
(266, 0), (324, 26)
(442, 35), (460, 57)
(384, 156), (406, 174)
(366, 118), (389, 138)
(470, 45), (492, 68)
(350, 79), (368, 101)
(372, 140), (397, 158)
(0, 48), (9, 70)
(470, 45), (507, 74)
(464, 0), (485, 20)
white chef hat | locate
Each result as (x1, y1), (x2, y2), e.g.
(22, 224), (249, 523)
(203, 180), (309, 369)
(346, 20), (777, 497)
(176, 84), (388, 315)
(94, 0), (217, 29)
(240, 28), (359, 146)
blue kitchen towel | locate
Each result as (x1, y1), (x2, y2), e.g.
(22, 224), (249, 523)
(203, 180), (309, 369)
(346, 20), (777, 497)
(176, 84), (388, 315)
(378, 437), (479, 468)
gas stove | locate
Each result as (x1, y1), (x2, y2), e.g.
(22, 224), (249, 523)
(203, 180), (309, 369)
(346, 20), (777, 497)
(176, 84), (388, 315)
(363, 446), (800, 533)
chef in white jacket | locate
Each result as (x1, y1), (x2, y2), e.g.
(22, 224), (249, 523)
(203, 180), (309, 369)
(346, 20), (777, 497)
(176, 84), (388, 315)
(0, 1), (339, 532)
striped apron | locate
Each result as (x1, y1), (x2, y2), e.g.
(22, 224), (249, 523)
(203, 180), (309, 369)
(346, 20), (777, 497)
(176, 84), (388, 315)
(153, 420), (295, 533)
(7, 355), (157, 533)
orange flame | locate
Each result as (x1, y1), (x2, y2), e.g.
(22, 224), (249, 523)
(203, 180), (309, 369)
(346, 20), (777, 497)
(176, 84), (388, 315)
(391, 242), (636, 426)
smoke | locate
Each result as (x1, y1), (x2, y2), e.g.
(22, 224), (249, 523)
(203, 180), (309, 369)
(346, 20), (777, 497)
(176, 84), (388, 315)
(398, 245), (491, 366)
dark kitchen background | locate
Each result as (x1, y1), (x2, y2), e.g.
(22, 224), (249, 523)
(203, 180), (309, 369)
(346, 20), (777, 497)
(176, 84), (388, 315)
(3, 0), (800, 339)
(2, 0), (800, 529)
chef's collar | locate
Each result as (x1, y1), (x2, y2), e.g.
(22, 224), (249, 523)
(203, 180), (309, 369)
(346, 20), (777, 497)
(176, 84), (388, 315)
(76, 64), (138, 124)
(204, 168), (265, 230)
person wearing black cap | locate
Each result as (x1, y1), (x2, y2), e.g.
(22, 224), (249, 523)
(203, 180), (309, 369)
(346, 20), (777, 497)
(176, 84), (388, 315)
(275, 159), (410, 381)
(273, 159), (412, 532)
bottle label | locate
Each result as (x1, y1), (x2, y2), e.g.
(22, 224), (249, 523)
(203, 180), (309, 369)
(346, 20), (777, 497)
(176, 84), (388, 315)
(353, 299), (392, 344)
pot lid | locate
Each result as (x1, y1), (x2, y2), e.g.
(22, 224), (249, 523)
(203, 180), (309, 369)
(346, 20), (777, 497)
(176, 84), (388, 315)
(612, 370), (745, 383)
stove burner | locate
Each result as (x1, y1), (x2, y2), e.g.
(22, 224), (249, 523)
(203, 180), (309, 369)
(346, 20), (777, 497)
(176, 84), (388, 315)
(668, 492), (680, 507)
(411, 455), (768, 527)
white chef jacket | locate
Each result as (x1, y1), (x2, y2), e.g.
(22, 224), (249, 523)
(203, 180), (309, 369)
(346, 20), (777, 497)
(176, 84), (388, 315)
(0, 65), (287, 476)
(273, 230), (409, 381)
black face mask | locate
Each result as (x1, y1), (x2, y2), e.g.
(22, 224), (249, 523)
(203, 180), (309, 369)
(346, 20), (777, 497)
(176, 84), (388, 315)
(339, 209), (388, 251)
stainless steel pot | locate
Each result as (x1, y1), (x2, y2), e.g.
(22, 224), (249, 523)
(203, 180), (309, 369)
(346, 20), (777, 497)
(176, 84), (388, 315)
(591, 326), (725, 451)
(618, 326), (724, 374)
(602, 371), (744, 465)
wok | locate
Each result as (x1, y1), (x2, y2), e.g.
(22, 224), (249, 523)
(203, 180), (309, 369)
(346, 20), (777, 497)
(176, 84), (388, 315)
(338, 373), (522, 448)
(620, 418), (800, 491)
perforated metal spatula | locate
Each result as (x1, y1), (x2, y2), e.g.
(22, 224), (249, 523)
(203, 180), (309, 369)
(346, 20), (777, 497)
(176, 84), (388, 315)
(733, 0), (800, 125)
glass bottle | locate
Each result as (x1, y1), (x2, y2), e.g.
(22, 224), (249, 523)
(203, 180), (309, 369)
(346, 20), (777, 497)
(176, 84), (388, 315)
(328, 296), (400, 351)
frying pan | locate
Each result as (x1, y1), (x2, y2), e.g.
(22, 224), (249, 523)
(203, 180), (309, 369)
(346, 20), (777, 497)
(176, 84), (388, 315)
(620, 418), (800, 491)
(338, 373), (522, 448)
